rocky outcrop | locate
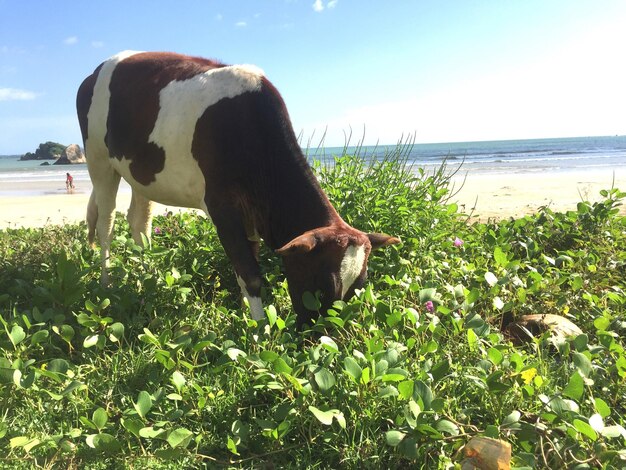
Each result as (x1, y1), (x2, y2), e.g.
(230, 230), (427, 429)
(19, 141), (66, 161)
(54, 144), (86, 165)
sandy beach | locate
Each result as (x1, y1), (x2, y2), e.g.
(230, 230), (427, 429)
(0, 181), (203, 230)
(1, 167), (625, 230)
(450, 167), (626, 221)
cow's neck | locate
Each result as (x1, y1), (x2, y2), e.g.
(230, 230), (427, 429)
(250, 146), (341, 251)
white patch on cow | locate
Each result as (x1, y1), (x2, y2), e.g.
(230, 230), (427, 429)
(116, 64), (265, 212)
(86, 50), (142, 160)
(339, 244), (366, 297)
(237, 276), (265, 320)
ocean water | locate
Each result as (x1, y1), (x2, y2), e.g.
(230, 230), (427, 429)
(1, 135), (626, 197)
(309, 135), (626, 174)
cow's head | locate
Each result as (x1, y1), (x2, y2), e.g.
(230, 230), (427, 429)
(276, 225), (400, 327)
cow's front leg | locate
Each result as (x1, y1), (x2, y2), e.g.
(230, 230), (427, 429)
(210, 206), (265, 321)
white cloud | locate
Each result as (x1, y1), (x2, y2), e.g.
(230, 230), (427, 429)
(91, 41), (104, 48)
(63, 36), (78, 45)
(313, 0), (337, 12)
(235, 21), (247, 27)
(0, 88), (37, 101)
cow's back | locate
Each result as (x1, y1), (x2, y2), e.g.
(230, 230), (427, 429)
(77, 51), (270, 210)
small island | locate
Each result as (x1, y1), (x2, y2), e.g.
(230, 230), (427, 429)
(19, 141), (66, 161)
(19, 141), (86, 164)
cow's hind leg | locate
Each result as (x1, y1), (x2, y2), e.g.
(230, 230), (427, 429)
(87, 191), (98, 246)
(90, 168), (121, 286)
(209, 203), (264, 320)
(127, 190), (154, 247)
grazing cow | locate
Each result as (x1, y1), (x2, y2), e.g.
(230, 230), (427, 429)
(76, 51), (400, 327)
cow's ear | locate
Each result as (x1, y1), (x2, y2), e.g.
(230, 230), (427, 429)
(368, 233), (401, 250)
(276, 232), (318, 256)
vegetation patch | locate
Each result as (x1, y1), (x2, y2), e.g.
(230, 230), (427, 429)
(1, 151), (625, 468)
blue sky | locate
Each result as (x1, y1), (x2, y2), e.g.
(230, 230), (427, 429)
(1, 0), (625, 154)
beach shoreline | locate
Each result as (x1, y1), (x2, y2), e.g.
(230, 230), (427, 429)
(450, 166), (626, 221)
(1, 167), (625, 230)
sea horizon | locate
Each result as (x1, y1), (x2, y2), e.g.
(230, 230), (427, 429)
(1, 135), (626, 198)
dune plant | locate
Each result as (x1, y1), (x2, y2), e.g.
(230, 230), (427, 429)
(0, 149), (625, 468)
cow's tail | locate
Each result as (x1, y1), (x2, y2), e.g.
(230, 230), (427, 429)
(87, 191), (98, 246)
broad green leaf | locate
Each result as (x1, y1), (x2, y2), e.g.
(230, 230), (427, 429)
(361, 367), (371, 385)
(13, 369), (35, 389)
(378, 385), (399, 398)
(572, 352), (593, 377)
(563, 371), (584, 401)
(308, 406), (335, 426)
(573, 418), (597, 441)
(398, 436), (419, 459)
(83, 334), (101, 348)
(266, 304), (277, 327)
(319, 336), (338, 353)
(10, 436), (31, 448)
(414, 380), (433, 410)
(139, 427), (167, 439)
(343, 356), (362, 382)
(418, 288), (438, 303)
(435, 419), (459, 436)
(467, 328), (478, 351)
(171, 371), (186, 392)
(92, 408), (108, 431)
(226, 348), (246, 361)
(484, 272), (498, 287)
(593, 317), (611, 331)
(385, 430), (406, 446)
(382, 373), (407, 382)
(494, 246), (508, 267)
(61, 380), (84, 396)
(227, 435), (239, 455)
(107, 322), (124, 342)
(135, 391), (153, 419)
(594, 397), (611, 418)
(47, 358), (70, 375)
(167, 427), (194, 448)
(501, 410), (521, 428)
(398, 380), (414, 400)
(313, 367), (335, 392)
(273, 357), (293, 375)
(53, 324), (75, 343)
(30, 330), (49, 346)
(302, 291), (321, 311)
(431, 359), (451, 382)
(121, 418), (143, 437)
(86, 433), (120, 452)
(260, 350), (279, 362)
(8, 325), (26, 348)
(488, 347), (503, 365)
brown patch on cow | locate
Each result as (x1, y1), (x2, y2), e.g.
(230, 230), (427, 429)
(106, 52), (227, 185)
(76, 63), (103, 143)
(192, 80), (339, 250)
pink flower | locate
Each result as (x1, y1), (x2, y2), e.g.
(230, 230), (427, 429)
(154, 227), (162, 235)
(424, 300), (435, 313)
(453, 237), (464, 247)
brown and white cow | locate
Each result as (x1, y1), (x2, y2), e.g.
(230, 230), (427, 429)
(76, 51), (400, 327)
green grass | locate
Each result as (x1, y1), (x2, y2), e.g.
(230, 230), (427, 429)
(1, 153), (625, 469)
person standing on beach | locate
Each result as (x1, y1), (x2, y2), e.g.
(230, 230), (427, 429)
(66, 172), (75, 191)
